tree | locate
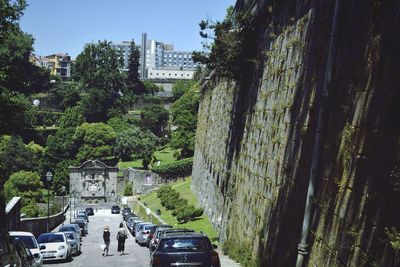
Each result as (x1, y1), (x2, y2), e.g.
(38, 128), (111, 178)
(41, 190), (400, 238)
(48, 83), (80, 110)
(141, 104), (169, 137)
(126, 40), (146, 95)
(53, 159), (78, 195)
(170, 85), (199, 158)
(59, 106), (84, 129)
(114, 126), (157, 167)
(0, 0), (27, 42)
(171, 80), (196, 101)
(4, 171), (44, 203)
(107, 116), (130, 134)
(143, 80), (162, 95)
(0, 135), (39, 179)
(192, 7), (254, 79)
(74, 41), (125, 122)
(73, 122), (117, 163)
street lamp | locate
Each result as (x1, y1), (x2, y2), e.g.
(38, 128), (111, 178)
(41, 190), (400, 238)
(61, 186), (66, 212)
(46, 171), (53, 232)
(69, 190), (73, 223)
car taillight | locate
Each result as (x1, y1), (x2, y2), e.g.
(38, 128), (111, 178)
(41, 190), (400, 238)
(211, 251), (220, 266)
(152, 255), (161, 266)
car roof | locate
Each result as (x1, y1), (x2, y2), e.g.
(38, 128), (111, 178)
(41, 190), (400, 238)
(9, 231), (35, 237)
(39, 232), (64, 236)
(161, 228), (195, 233)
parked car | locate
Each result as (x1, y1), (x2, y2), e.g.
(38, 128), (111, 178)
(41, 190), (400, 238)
(62, 231), (80, 255)
(126, 217), (141, 233)
(150, 233), (220, 267)
(76, 209), (87, 216)
(85, 207), (94, 216)
(111, 205), (120, 214)
(37, 232), (71, 262)
(148, 225), (173, 250)
(72, 220), (88, 236)
(122, 207), (131, 220)
(0, 229), (21, 267)
(9, 231), (43, 267)
(59, 224), (81, 241)
(134, 222), (151, 242)
(13, 239), (36, 267)
(76, 214), (89, 223)
(130, 219), (143, 236)
(136, 224), (154, 246)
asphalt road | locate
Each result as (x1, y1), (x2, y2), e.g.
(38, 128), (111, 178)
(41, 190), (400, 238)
(44, 204), (151, 267)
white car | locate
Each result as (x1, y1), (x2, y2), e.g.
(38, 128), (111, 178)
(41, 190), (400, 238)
(37, 232), (71, 262)
(9, 231), (43, 267)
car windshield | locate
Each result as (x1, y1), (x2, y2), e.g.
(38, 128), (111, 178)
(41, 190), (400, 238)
(37, 234), (64, 243)
(12, 236), (37, 249)
(159, 238), (210, 252)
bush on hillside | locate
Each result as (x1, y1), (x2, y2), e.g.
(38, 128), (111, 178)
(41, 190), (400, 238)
(152, 157), (193, 179)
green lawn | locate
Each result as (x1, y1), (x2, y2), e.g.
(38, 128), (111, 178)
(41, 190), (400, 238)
(118, 160), (143, 170)
(152, 146), (178, 166)
(139, 177), (219, 243)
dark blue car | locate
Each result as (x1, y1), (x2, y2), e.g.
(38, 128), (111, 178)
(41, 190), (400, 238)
(150, 233), (220, 267)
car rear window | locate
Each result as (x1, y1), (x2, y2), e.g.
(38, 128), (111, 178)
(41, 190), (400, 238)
(159, 238), (210, 252)
(38, 234), (65, 243)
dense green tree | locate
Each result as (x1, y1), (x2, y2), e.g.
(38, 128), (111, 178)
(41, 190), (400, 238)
(74, 41), (125, 122)
(171, 80), (196, 101)
(0, 90), (36, 134)
(4, 171), (44, 202)
(59, 106), (84, 129)
(141, 104), (169, 137)
(170, 84), (199, 158)
(53, 159), (78, 195)
(48, 83), (81, 110)
(143, 80), (162, 95)
(126, 40), (146, 95)
(107, 116), (130, 134)
(114, 126), (157, 167)
(45, 127), (77, 163)
(0, 135), (39, 179)
(73, 122), (116, 163)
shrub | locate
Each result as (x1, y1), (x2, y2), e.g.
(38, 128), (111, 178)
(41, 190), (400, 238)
(123, 183), (133, 196)
(152, 157), (193, 179)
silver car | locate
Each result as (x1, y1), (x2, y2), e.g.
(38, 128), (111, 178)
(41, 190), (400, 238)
(9, 231), (42, 267)
(59, 224), (81, 241)
(135, 223), (153, 245)
(63, 231), (81, 255)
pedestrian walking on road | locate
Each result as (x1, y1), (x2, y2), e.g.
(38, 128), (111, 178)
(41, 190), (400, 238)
(116, 222), (128, 255)
(102, 225), (110, 256)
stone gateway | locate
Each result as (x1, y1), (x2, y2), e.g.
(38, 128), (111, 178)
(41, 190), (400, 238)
(69, 160), (118, 203)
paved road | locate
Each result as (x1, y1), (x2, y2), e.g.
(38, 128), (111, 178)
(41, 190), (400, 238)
(44, 205), (150, 267)
(44, 202), (241, 267)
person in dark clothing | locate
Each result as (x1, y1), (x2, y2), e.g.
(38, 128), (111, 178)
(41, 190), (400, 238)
(103, 225), (110, 256)
(116, 222), (127, 255)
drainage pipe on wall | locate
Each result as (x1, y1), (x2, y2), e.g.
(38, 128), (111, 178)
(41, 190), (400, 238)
(295, 0), (343, 266)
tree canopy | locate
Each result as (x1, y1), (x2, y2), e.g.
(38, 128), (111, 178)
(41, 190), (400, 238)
(114, 126), (157, 168)
(126, 40), (146, 95)
(74, 41), (125, 122)
(141, 104), (169, 137)
(73, 122), (117, 163)
(170, 83), (199, 158)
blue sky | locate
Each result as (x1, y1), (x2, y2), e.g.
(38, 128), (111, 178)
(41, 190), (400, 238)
(19, 0), (235, 59)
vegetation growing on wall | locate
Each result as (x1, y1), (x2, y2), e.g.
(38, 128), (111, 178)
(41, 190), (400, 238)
(192, 7), (254, 79)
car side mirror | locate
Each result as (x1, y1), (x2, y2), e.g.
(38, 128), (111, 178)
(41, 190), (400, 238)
(146, 231), (150, 234)
(40, 245), (46, 250)
(212, 244), (218, 249)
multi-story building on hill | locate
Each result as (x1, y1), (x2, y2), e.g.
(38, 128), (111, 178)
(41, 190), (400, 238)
(30, 53), (71, 80)
(86, 33), (196, 80)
